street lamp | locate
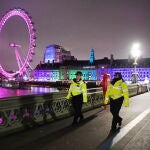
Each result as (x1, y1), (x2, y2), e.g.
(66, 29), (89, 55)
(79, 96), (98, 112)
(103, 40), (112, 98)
(131, 43), (141, 83)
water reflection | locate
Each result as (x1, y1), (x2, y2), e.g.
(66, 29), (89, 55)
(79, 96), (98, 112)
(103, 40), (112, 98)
(0, 87), (60, 98)
(30, 86), (59, 93)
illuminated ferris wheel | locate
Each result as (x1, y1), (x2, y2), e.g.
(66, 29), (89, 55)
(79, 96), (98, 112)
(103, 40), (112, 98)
(0, 8), (36, 78)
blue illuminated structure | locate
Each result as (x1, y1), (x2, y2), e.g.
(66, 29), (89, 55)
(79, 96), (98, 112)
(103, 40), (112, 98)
(34, 67), (150, 82)
(34, 70), (59, 81)
(44, 45), (55, 63)
(110, 68), (150, 82)
(89, 49), (95, 63)
(35, 51), (150, 83)
(69, 69), (97, 80)
(98, 67), (112, 80)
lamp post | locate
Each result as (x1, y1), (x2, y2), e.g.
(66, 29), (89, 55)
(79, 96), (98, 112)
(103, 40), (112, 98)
(131, 43), (141, 83)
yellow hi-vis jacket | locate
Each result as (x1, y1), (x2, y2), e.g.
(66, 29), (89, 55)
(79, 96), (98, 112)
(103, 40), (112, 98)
(104, 79), (129, 107)
(66, 80), (87, 103)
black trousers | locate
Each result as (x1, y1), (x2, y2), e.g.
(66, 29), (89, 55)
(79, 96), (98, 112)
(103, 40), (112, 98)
(71, 94), (83, 123)
(110, 97), (124, 129)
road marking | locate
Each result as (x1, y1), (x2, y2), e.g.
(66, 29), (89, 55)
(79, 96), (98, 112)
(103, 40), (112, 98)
(111, 107), (150, 147)
(97, 107), (150, 150)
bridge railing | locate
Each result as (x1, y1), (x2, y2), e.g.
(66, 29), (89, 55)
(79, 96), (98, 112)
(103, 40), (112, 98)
(0, 84), (148, 136)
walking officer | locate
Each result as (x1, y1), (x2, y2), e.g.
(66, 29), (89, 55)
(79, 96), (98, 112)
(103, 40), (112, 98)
(66, 71), (87, 125)
(104, 72), (129, 131)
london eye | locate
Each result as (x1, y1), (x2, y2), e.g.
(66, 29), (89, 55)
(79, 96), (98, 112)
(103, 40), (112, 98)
(0, 8), (36, 79)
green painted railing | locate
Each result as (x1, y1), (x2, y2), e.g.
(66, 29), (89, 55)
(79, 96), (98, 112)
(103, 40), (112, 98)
(0, 84), (148, 136)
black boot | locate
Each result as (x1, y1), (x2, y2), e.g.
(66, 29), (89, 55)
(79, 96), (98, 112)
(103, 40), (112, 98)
(79, 115), (84, 123)
(71, 117), (78, 126)
(118, 118), (122, 127)
(71, 121), (78, 126)
(110, 126), (117, 132)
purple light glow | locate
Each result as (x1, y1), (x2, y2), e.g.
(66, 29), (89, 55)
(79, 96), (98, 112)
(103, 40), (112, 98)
(9, 115), (17, 121)
(23, 109), (30, 118)
(0, 118), (3, 124)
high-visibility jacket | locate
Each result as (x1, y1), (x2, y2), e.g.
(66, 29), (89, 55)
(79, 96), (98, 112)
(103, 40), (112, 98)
(104, 79), (129, 107)
(66, 79), (87, 103)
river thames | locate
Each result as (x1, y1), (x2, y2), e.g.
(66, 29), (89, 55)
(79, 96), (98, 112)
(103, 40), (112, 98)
(0, 87), (60, 98)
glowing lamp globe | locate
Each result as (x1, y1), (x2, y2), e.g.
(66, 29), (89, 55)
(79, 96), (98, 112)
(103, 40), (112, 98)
(131, 43), (141, 58)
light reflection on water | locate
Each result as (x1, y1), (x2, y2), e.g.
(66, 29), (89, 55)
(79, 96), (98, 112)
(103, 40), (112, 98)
(0, 87), (60, 98)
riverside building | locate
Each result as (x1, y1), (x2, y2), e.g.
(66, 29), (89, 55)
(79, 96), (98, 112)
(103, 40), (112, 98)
(34, 45), (150, 83)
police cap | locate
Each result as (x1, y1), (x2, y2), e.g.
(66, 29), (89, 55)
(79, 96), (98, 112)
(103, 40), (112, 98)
(114, 72), (122, 78)
(75, 71), (83, 76)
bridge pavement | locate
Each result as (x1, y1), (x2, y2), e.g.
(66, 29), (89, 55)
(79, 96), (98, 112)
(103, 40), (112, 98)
(0, 92), (150, 150)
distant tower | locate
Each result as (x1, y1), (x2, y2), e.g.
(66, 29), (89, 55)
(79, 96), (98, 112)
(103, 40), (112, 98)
(89, 49), (95, 63)
(128, 54), (131, 63)
(110, 54), (114, 66)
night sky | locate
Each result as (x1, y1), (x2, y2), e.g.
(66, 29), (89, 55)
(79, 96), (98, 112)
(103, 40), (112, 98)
(0, 0), (150, 71)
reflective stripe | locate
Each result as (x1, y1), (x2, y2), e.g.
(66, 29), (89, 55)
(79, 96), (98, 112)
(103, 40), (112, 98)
(71, 89), (82, 92)
(110, 94), (122, 97)
(82, 90), (87, 92)
(72, 93), (82, 96)
(72, 86), (80, 88)
(112, 86), (122, 90)
(123, 90), (128, 92)
(110, 94), (123, 99)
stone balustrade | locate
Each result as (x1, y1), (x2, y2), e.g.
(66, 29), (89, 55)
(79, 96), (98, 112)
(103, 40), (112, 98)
(0, 84), (148, 136)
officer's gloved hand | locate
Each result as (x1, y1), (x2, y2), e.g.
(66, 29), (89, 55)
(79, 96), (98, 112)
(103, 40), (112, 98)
(66, 94), (71, 100)
(124, 100), (129, 107)
(104, 99), (109, 105)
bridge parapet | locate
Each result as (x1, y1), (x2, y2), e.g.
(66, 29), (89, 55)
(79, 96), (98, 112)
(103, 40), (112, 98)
(0, 84), (148, 136)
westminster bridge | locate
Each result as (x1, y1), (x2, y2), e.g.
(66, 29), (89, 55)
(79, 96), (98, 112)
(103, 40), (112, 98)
(0, 84), (150, 150)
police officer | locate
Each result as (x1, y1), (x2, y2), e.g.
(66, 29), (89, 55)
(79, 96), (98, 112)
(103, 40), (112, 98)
(66, 71), (87, 125)
(104, 72), (129, 131)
